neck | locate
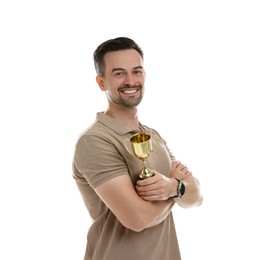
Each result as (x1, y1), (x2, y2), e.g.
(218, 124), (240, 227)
(105, 105), (140, 131)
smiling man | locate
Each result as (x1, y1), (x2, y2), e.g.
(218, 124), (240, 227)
(97, 48), (144, 111)
(72, 37), (203, 260)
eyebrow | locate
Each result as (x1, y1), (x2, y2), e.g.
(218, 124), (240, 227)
(111, 66), (143, 73)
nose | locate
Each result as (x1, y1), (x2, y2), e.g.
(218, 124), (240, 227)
(124, 73), (136, 86)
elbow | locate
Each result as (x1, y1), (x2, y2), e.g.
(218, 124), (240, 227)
(178, 188), (203, 209)
(183, 177), (203, 208)
(197, 193), (203, 206)
(190, 193), (203, 208)
(126, 225), (146, 233)
(121, 223), (146, 233)
(118, 211), (151, 232)
(190, 187), (203, 207)
(194, 185), (203, 207)
(120, 217), (148, 232)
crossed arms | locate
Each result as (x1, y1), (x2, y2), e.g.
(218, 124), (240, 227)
(95, 160), (203, 232)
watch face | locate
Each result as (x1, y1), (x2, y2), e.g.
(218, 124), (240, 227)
(169, 179), (185, 199)
(180, 182), (185, 197)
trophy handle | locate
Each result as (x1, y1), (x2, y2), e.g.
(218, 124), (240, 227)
(150, 133), (164, 153)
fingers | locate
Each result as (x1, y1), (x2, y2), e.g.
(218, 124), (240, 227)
(136, 173), (170, 201)
(175, 160), (181, 168)
(176, 161), (191, 175)
(136, 184), (162, 201)
(136, 174), (159, 189)
(136, 172), (161, 186)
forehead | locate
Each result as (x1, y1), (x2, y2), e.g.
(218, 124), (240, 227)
(104, 49), (143, 71)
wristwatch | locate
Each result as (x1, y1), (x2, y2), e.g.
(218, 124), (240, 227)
(169, 178), (185, 199)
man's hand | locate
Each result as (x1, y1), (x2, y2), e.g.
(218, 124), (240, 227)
(135, 172), (178, 201)
(170, 160), (192, 179)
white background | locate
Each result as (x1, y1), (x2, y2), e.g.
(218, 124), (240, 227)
(1, 0), (262, 259)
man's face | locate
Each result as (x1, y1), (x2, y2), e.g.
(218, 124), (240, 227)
(98, 49), (145, 108)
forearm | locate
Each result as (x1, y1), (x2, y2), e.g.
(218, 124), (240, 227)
(172, 176), (203, 208)
(139, 200), (175, 229)
(119, 193), (175, 231)
(169, 161), (203, 207)
(96, 175), (175, 232)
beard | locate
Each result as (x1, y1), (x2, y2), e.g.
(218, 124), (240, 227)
(107, 85), (144, 108)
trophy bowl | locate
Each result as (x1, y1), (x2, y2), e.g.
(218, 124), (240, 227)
(129, 133), (155, 180)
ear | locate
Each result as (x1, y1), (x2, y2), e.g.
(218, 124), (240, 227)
(96, 75), (106, 91)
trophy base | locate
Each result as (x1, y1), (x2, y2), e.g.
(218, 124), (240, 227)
(138, 167), (154, 180)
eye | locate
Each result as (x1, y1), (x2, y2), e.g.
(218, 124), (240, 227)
(113, 71), (125, 77)
(133, 69), (143, 75)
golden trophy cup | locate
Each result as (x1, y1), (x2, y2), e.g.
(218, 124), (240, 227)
(127, 132), (156, 180)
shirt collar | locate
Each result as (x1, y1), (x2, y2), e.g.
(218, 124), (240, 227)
(96, 112), (143, 136)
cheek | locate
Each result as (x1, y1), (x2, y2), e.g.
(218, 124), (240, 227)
(137, 76), (145, 85)
(109, 77), (123, 86)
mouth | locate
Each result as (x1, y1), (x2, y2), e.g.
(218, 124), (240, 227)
(119, 86), (141, 95)
(121, 88), (139, 94)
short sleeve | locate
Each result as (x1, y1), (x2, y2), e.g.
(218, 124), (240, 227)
(74, 133), (128, 188)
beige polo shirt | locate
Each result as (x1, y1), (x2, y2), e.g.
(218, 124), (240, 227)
(73, 112), (181, 260)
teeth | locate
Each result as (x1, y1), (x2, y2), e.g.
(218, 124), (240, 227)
(123, 89), (137, 94)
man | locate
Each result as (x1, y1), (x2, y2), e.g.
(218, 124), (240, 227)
(72, 37), (203, 260)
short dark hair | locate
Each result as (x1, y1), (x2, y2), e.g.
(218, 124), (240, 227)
(93, 37), (144, 76)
